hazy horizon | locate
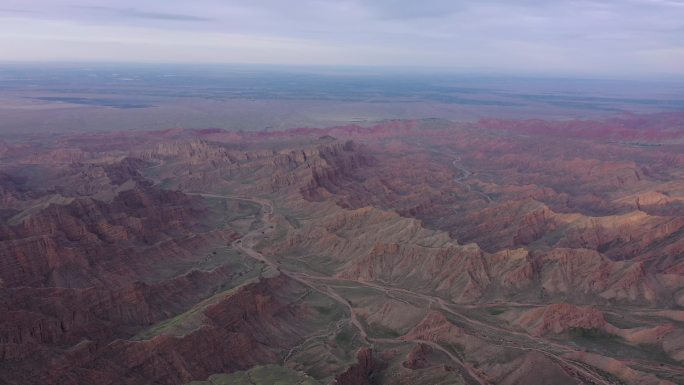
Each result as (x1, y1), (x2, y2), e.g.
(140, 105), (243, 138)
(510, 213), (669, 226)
(3, 62), (684, 83)
(1, 0), (683, 77)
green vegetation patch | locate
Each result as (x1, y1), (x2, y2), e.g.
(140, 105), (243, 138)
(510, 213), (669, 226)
(186, 365), (322, 385)
(568, 327), (617, 340)
(276, 207), (302, 229)
(133, 264), (264, 340)
(368, 322), (401, 339)
(202, 197), (262, 230)
(7, 194), (75, 225)
(485, 307), (505, 316)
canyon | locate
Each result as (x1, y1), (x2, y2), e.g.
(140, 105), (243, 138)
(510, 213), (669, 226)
(1, 112), (683, 384)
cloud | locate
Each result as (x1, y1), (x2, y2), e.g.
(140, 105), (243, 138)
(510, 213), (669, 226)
(75, 5), (214, 22)
(0, 0), (682, 76)
(358, 0), (463, 19)
(0, 8), (39, 14)
(117, 8), (214, 22)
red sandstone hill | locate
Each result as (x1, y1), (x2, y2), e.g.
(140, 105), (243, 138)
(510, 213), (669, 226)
(0, 185), (213, 288)
(0, 113), (682, 384)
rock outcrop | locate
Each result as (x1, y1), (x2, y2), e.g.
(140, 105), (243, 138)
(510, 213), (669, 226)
(332, 348), (377, 385)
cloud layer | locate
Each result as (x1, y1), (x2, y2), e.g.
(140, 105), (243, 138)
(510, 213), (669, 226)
(0, 0), (682, 76)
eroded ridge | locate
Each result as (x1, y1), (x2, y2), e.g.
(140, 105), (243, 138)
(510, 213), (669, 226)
(1, 114), (683, 385)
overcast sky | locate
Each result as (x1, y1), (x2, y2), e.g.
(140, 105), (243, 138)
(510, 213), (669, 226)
(0, 0), (682, 76)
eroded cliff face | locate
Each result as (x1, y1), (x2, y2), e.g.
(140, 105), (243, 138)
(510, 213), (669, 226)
(131, 137), (373, 198)
(274, 200), (670, 306)
(4, 274), (338, 385)
(1, 113), (683, 384)
(0, 262), (254, 362)
(332, 348), (378, 385)
(0, 185), (216, 288)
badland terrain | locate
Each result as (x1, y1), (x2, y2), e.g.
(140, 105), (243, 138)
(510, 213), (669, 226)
(1, 110), (684, 384)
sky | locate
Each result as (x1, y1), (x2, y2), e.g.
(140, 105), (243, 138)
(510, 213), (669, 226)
(0, 0), (683, 76)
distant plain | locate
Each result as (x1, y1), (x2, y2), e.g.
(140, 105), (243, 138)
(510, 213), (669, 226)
(2, 64), (684, 134)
